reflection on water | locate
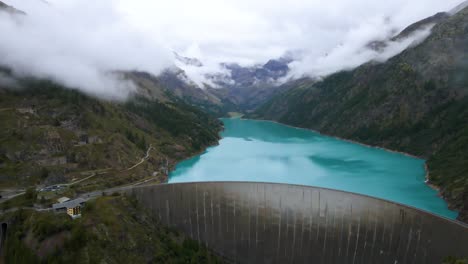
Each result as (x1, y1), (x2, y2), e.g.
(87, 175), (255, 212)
(170, 118), (458, 219)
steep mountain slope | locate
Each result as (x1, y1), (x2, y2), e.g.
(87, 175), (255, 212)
(251, 7), (468, 222)
(124, 70), (229, 116)
(0, 70), (222, 193)
(205, 82), (292, 114)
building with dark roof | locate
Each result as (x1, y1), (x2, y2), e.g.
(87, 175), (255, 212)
(52, 198), (86, 219)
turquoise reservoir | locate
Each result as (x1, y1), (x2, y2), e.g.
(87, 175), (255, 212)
(169, 118), (457, 219)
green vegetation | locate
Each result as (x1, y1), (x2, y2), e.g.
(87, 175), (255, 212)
(251, 7), (468, 222)
(0, 77), (222, 192)
(1, 196), (224, 263)
(444, 257), (468, 264)
(1, 188), (37, 210)
(125, 96), (220, 151)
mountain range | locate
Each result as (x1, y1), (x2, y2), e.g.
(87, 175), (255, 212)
(171, 55), (295, 114)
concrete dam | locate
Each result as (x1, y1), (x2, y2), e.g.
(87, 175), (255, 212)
(128, 182), (468, 264)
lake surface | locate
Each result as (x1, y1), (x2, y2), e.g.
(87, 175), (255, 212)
(169, 118), (457, 219)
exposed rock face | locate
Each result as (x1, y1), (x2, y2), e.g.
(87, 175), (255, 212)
(125, 58), (295, 115)
(251, 7), (468, 223)
(168, 52), (296, 113)
(198, 58), (295, 112)
(218, 57), (292, 88)
(173, 51), (203, 67)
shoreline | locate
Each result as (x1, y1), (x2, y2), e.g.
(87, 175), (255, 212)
(164, 125), (224, 183)
(238, 117), (443, 193)
(424, 163), (441, 192)
(163, 142), (219, 183)
(239, 117), (421, 158)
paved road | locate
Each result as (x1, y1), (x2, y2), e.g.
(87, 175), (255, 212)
(0, 190), (25, 203)
(37, 145), (154, 193)
(0, 145), (158, 211)
(1, 207), (53, 214)
(78, 175), (159, 200)
(0, 181), (153, 215)
(79, 186), (132, 200)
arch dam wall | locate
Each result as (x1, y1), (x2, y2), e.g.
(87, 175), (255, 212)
(127, 182), (468, 264)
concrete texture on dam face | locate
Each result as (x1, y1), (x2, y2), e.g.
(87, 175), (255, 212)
(128, 182), (468, 264)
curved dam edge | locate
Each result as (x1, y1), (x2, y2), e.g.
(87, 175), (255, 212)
(127, 182), (468, 264)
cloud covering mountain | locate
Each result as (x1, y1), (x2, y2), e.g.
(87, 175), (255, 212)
(0, 0), (465, 98)
(0, 0), (173, 99)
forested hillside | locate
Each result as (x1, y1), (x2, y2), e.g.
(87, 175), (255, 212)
(251, 7), (468, 222)
(0, 72), (222, 193)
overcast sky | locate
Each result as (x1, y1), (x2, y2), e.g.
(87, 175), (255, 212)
(1, 0), (464, 98)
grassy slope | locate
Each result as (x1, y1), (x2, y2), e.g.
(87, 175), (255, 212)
(0, 195), (224, 263)
(251, 9), (468, 222)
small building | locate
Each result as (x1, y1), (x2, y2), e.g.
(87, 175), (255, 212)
(52, 198), (86, 219)
(57, 196), (70, 203)
(16, 107), (35, 114)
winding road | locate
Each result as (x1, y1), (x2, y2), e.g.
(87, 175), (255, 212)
(0, 144), (157, 208)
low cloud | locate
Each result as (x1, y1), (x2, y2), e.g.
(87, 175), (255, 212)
(0, 71), (18, 88)
(288, 25), (435, 79)
(0, 0), (464, 97)
(0, 0), (173, 100)
(123, 0), (460, 85)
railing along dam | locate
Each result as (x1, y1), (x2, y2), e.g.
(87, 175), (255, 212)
(127, 182), (468, 264)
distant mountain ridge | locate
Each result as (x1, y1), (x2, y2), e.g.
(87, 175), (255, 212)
(217, 57), (292, 88)
(0, 0), (25, 15)
(173, 52), (203, 67)
(450, 0), (468, 15)
(206, 57), (293, 112)
(165, 54), (295, 113)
